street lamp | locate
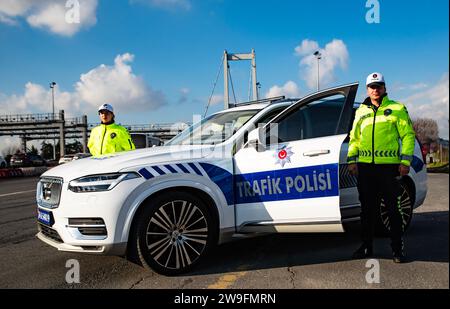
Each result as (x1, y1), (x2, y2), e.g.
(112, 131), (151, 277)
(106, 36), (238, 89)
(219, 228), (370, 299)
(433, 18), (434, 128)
(313, 51), (322, 91)
(49, 82), (56, 160)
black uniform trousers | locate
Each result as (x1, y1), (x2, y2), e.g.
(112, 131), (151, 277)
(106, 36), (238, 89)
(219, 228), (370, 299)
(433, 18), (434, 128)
(357, 163), (404, 251)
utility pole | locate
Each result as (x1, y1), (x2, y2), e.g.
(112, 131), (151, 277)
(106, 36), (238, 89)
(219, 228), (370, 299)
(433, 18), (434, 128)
(223, 49), (259, 109)
(50, 82), (56, 160)
(314, 51), (322, 92)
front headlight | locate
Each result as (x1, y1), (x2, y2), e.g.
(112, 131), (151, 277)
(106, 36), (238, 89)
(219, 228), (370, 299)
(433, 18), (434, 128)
(68, 172), (141, 193)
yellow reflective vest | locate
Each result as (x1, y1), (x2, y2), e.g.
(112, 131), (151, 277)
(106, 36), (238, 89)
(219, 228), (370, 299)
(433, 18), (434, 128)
(347, 95), (415, 166)
(88, 123), (135, 157)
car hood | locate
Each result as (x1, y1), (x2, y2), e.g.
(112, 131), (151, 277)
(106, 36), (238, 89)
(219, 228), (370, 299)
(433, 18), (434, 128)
(42, 145), (215, 182)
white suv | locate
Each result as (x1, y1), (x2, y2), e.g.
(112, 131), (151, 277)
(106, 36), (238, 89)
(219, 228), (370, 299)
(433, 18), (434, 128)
(36, 83), (427, 275)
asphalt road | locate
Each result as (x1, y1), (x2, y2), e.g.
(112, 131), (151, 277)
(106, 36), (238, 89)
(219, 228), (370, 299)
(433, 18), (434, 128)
(0, 174), (448, 289)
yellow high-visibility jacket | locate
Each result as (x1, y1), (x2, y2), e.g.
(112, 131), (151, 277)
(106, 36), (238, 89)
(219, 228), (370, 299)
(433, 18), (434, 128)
(88, 123), (135, 157)
(347, 95), (416, 166)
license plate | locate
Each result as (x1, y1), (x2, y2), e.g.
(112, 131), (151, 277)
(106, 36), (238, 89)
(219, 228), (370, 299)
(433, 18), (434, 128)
(37, 209), (53, 226)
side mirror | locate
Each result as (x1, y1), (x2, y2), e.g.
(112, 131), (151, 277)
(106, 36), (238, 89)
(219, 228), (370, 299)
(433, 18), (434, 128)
(247, 127), (266, 152)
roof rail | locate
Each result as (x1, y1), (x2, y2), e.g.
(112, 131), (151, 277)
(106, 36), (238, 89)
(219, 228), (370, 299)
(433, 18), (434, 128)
(228, 96), (286, 108)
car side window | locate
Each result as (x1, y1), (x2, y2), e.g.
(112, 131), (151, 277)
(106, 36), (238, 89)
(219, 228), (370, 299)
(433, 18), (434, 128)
(268, 95), (346, 144)
(241, 106), (288, 146)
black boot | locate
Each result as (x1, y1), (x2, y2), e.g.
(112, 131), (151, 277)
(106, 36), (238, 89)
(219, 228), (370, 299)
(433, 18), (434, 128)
(352, 243), (373, 259)
(392, 241), (406, 263)
(392, 246), (406, 263)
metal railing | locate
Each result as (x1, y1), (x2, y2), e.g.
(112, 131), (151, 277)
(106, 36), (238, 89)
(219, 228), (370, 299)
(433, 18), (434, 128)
(0, 113), (62, 123)
(88, 123), (191, 132)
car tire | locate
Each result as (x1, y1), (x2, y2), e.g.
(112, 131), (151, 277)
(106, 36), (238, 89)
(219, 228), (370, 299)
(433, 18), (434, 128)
(0, 163), (5, 168)
(131, 191), (217, 276)
(375, 180), (414, 237)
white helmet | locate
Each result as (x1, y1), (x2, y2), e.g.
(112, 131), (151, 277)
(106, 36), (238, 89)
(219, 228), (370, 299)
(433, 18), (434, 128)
(98, 103), (114, 113)
(366, 72), (385, 87)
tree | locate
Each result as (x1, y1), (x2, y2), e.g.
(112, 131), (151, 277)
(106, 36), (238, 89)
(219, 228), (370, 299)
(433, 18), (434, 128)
(29, 145), (38, 155)
(65, 140), (83, 154)
(412, 118), (439, 145)
(40, 141), (60, 160)
(40, 140), (83, 160)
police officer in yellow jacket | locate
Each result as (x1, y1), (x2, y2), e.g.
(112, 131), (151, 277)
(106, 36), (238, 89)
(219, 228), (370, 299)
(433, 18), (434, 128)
(88, 104), (135, 157)
(348, 73), (415, 263)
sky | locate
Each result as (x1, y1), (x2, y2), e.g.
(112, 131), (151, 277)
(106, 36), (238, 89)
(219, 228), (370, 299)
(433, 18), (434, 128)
(0, 0), (449, 154)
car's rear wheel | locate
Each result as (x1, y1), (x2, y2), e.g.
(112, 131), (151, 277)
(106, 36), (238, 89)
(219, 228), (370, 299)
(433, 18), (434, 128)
(132, 191), (217, 275)
(375, 180), (414, 236)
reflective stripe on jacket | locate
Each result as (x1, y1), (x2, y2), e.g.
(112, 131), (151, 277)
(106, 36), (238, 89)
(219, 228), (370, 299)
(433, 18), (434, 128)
(88, 123), (135, 157)
(347, 95), (416, 166)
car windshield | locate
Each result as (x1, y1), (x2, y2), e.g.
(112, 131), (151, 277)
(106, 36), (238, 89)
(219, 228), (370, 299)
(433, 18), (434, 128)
(166, 109), (260, 146)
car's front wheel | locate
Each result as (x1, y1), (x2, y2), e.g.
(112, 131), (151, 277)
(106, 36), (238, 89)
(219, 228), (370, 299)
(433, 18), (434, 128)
(375, 180), (414, 236)
(132, 191), (217, 275)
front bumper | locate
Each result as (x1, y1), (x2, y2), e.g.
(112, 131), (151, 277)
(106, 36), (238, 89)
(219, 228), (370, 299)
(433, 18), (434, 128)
(36, 230), (127, 255)
(36, 177), (144, 256)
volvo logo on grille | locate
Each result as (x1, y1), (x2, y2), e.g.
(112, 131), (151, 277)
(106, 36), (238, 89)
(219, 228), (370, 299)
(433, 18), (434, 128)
(43, 183), (53, 201)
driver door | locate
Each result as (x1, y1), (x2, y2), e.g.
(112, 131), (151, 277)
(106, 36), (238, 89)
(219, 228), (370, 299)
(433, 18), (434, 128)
(233, 83), (358, 233)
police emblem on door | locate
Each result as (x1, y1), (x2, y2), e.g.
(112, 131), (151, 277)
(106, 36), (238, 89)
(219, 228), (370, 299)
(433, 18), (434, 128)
(274, 146), (294, 168)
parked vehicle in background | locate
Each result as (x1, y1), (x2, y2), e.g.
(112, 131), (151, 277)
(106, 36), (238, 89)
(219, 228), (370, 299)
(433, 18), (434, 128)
(11, 153), (46, 167)
(59, 154), (75, 165)
(131, 133), (164, 149)
(29, 154), (46, 166)
(0, 155), (7, 168)
(10, 153), (31, 167)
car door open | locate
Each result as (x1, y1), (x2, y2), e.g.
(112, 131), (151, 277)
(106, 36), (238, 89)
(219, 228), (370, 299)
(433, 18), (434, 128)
(233, 83), (358, 233)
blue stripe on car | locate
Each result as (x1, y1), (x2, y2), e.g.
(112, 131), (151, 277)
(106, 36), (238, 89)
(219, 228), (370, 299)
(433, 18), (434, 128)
(151, 166), (166, 175)
(188, 163), (203, 176)
(164, 165), (178, 174)
(411, 155), (424, 173)
(138, 168), (154, 180)
(176, 163), (190, 174)
(200, 163), (234, 205)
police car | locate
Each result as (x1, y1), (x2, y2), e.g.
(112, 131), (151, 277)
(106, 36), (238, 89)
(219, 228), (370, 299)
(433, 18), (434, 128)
(36, 83), (427, 275)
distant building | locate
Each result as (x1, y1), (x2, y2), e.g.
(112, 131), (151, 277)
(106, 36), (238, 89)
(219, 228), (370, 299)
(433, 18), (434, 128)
(427, 138), (449, 164)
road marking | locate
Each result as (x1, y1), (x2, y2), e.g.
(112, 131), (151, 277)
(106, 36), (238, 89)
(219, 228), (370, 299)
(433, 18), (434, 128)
(0, 190), (36, 198)
(207, 265), (249, 289)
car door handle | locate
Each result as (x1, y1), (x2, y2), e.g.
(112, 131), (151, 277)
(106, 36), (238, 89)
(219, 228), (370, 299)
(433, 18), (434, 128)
(303, 150), (331, 157)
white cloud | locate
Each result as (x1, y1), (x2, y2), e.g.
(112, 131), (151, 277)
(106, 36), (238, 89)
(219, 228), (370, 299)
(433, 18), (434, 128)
(0, 13), (18, 25)
(294, 39), (319, 57)
(0, 0), (98, 37)
(295, 39), (349, 90)
(265, 81), (301, 99)
(75, 53), (166, 112)
(0, 53), (167, 118)
(0, 82), (80, 117)
(402, 73), (449, 139)
(0, 0), (34, 16)
(131, 0), (191, 11)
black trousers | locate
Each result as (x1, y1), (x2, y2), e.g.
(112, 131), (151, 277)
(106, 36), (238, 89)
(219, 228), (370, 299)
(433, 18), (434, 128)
(357, 163), (404, 251)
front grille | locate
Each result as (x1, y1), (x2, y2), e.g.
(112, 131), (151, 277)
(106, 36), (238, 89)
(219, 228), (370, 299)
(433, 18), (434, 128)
(339, 164), (358, 189)
(37, 177), (63, 209)
(38, 224), (63, 243)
